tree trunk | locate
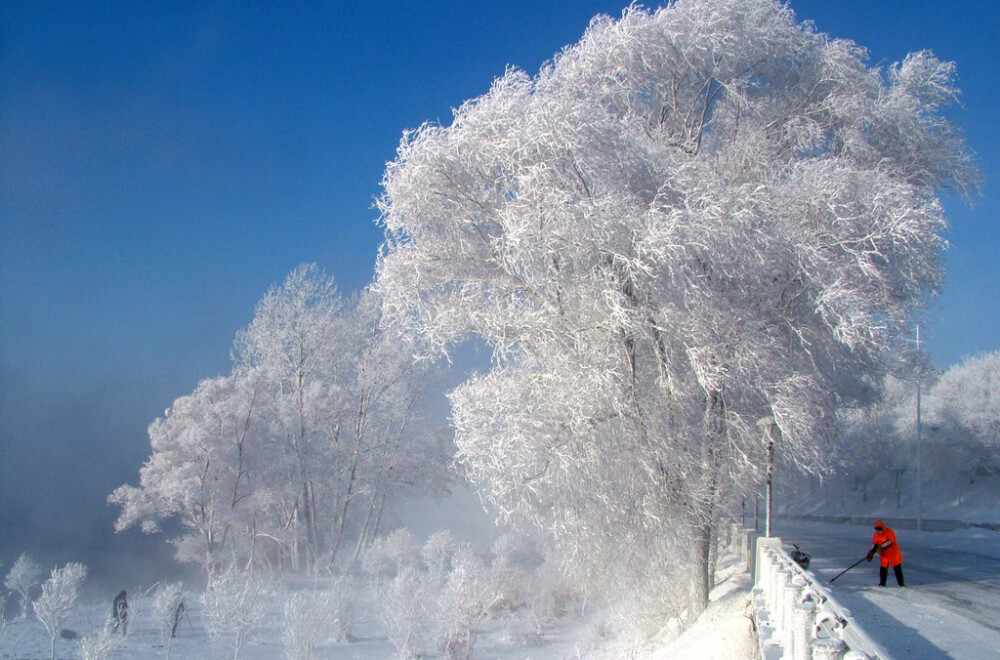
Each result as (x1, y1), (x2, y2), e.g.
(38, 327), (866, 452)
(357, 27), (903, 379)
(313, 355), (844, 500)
(688, 387), (725, 613)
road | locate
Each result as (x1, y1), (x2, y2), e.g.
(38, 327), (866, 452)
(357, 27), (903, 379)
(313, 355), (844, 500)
(772, 519), (1000, 660)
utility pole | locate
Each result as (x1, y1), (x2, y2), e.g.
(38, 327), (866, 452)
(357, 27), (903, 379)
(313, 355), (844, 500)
(915, 325), (923, 532)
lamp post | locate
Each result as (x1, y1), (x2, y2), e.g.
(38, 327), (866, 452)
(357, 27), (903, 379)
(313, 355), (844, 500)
(916, 364), (923, 532)
(757, 416), (780, 537)
(912, 325), (924, 532)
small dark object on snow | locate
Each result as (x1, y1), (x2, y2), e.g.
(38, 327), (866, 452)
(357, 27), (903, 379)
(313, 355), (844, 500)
(791, 544), (811, 569)
(60, 628), (79, 640)
(113, 590), (128, 634)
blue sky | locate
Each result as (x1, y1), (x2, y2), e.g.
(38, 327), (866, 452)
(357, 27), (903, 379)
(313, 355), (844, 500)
(1, 1), (997, 571)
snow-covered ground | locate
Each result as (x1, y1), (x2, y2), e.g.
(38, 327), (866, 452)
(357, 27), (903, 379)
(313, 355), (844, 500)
(4, 520), (996, 659)
(6, 523), (996, 659)
(5, 480), (997, 659)
(0, 587), (585, 660)
(0, 555), (755, 660)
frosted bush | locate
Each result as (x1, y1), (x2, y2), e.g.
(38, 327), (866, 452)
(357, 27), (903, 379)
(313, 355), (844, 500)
(421, 529), (457, 589)
(283, 592), (324, 660)
(78, 620), (120, 660)
(5, 552), (42, 619)
(364, 527), (423, 604)
(362, 528), (421, 585)
(0, 592), (7, 649)
(202, 566), (269, 660)
(382, 528), (421, 572)
(489, 534), (529, 611)
(325, 576), (354, 644)
(149, 581), (185, 659)
(369, 529), (520, 658)
(434, 544), (498, 660)
(376, 564), (429, 659)
(282, 583), (352, 660)
(436, 545), (495, 660)
(524, 563), (574, 643)
(33, 562), (87, 660)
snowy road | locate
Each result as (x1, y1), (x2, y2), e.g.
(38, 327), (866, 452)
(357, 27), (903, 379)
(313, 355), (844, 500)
(772, 519), (1000, 660)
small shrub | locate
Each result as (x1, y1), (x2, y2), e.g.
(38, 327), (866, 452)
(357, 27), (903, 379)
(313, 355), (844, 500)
(78, 620), (120, 660)
(202, 566), (269, 660)
(150, 581), (185, 659)
(34, 562), (88, 660)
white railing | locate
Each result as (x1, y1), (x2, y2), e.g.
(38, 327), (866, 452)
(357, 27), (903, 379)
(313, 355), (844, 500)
(733, 526), (893, 660)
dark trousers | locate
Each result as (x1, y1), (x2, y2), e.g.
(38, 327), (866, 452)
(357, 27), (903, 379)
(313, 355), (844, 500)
(879, 564), (905, 586)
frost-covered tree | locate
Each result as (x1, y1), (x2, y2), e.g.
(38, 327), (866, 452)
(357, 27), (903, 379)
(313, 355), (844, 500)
(375, 0), (977, 613)
(334, 289), (450, 565)
(837, 375), (914, 505)
(33, 562), (87, 660)
(109, 373), (267, 574)
(232, 264), (343, 571)
(4, 552), (42, 619)
(926, 351), (1000, 482)
(230, 270), (448, 570)
(111, 266), (449, 574)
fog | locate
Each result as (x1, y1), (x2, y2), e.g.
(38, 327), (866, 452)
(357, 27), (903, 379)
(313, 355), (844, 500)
(0, 355), (216, 596)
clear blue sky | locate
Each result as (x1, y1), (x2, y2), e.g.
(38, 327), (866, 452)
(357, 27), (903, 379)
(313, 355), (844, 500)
(1, 1), (997, 573)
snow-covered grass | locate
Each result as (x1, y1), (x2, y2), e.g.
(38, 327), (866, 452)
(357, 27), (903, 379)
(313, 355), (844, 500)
(0, 555), (757, 660)
(0, 580), (579, 659)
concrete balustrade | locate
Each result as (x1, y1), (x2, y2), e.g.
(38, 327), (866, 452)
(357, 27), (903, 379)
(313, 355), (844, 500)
(726, 526), (890, 660)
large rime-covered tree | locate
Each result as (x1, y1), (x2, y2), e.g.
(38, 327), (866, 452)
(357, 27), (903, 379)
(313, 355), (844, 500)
(374, 0), (977, 614)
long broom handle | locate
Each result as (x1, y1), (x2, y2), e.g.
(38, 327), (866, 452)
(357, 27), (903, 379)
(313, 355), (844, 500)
(829, 556), (868, 583)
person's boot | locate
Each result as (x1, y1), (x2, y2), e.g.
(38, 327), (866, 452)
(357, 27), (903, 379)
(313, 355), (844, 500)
(879, 566), (888, 586)
(894, 564), (905, 587)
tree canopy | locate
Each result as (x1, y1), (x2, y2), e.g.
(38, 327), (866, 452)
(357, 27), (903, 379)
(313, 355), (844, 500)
(374, 0), (977, 612)
(111, 266), (450, 574)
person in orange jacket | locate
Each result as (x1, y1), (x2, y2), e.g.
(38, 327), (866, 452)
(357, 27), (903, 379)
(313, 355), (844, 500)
(866, 520), (904, 586)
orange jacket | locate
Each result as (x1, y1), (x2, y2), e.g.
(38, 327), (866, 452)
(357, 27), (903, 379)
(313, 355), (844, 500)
(871, 520), (902, 567)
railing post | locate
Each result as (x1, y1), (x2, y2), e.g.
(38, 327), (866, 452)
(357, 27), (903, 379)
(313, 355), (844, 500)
(792, 600), (815, 660)
(812, 637), (847, 660)
(755, 536), (781, 587)
(767, 551), (781, 616)
(785, 576), (807, 657)
(778, 568), (796, 651)
(746, 529), (759, 574)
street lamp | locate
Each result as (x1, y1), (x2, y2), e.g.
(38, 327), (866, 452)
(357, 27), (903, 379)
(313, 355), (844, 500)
(757, 416), (780, 537)
(916, 363), (923, 532)
(910, 324), (924, 532)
